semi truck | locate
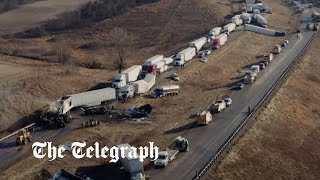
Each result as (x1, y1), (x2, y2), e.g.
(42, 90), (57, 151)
(241, 13), (253, 24)
(223, 23), (236, 35)
(151, 85), (179, 98)
(254, 14), (267, 28)
(212, 33), (228, 49)
(118, 74), (156, 101)
(117, 144), (146, 180)
(244, 24), (285, 36)
(189, 37), (207, 52)
(231, 15), (243, 26)
(40, 88), (116, 128)
(208, 27), (222, 38)
(174, 48), (196, 66)
(112, 65), (142, 88)
(154, 137), (189, 167)
(142, 55), (163, 75)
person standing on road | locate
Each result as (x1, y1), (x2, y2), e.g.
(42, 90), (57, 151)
(248, 106), (251, 113)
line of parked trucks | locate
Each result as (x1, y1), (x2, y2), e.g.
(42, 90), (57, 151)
(38, 1), (277, 129)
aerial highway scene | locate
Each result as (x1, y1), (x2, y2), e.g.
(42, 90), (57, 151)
(0, 0), (319, 180)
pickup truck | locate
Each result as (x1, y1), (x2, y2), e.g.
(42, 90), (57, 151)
(154, 137), (189, 168)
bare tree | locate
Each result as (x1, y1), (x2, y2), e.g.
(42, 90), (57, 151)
(54, 42), (71, 65)
(109, 27), (133, 74)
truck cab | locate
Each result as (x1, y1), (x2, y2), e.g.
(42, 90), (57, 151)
(112, 74), (126, 88)
(213, 38), (221, 49)
(118, 85), (135, 101)
(174, 54), (184, 66)
(142, 65), (157, 75)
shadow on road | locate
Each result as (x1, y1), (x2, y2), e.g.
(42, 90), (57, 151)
(165, 121), (198, 134)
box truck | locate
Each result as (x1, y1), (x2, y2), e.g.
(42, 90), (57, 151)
(174, 48), (196, 66)
(212, 33), (227, 49)
(112, 65), (142, 88)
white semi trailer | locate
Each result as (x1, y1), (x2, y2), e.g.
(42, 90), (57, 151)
(244, 24), (286, 36)
(189, 37), (207, 52)
(68, 88), (117, 107)
(223, 23), (236, 35)
(208, 27), (222, 38)
(174, 48), (196, 66)
(254, 14), (267, 28)
(118, 74), (156, 101)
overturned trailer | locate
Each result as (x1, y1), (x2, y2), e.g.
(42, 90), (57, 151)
(244, 24), (285, 36)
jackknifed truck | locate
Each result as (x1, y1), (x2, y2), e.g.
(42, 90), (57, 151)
(118, 74), (156, 101)
(154, 137), (189, 167)
(40, 88), (116, 128)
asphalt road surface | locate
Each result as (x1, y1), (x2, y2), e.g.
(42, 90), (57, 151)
(148, 8), (317, 180)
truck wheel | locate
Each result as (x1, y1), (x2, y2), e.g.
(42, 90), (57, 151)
(23, 139), (27, 145)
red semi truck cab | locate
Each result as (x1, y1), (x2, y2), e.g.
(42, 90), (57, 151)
(212, 39), (221, 49)
(142, 65), (157, 75)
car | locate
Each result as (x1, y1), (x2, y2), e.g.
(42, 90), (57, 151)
(224, 98), (232, 107)
(233, 83), (244, 90)
(282, 40), (289, 47)
(171, 73), (180, 81)
(259, 63), (266, 70)
(205, 50), (212, 55)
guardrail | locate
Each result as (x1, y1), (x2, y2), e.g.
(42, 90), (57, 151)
(194, 31), (318, 180)
(0, 123), (36, 143)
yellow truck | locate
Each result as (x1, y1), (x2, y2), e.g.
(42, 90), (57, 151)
(16, 127), (33, 146)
